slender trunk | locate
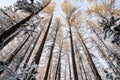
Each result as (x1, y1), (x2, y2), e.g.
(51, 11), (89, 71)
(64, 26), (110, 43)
(20, 21), (43, 68)
(79, 57), (88, 80)
(13, 38), (33, 71)
(67, 53), (72, 80)
(0, 34), (30, 75)
(0, 29), (22, 50)
(58, 61), (61, 80)
(74, 43), (84, 80)
(78, 33), (102, 80)
(34, 15), (53, 65)
(54, 44), (62, 80)
(47, 61), (52, 80)
(74, 42), (88, 80)
(9, 26), (36, 71)
(90, 26), (110, 54)
(44, 21), (60, 80)
(6, 35), (29, 65)
(0, 1), (50, 50)
(6, 25), (36, 65)
(69, 24), (78, 80)
(0, 9), (16, 24)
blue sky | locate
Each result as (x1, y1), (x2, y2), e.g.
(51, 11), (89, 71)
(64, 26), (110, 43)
(0, 0), (16, 7)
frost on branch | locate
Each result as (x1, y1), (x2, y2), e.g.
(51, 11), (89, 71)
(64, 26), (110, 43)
(14, 0), (44, 13)
(0, 61), (38, 80)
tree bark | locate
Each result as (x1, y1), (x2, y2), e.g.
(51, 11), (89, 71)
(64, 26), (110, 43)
(78, 33), (102, 80)
(0, 1), (51, 50)
(54, 44), (62, 80)
(68, 24), (79, 80)
(34, 15), (53, 65)
(74, 42), (88, 80)
(20, 21), (43, 68)
(67, 53), (72, 80)
(44, 19), (60, 80)
(6, 35), (29, 65)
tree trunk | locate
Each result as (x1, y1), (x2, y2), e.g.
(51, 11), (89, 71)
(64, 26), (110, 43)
(67, 53), (72, 80)
(34, 15), (53, 65)
(9, 36), (33, 71)
(6, 35), (29, 65)
(0, 1), (51, 50)
(20, 21), (43, 68)
(78, 33), (102, 80)
(54, 43), (62, 80)
(6, 24), (36, 65)
(58, 60), (61, 80)
(74, 42), (88, 80)
(68, 24), (79, 80)
(79, 57), (88, 80)
(44, 20), (60, 80)
(47, 61), (52, 80)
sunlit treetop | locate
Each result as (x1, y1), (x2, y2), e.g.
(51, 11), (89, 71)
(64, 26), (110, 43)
(42, 1), (56, 14)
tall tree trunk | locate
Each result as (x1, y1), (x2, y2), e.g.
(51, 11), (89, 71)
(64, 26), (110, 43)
(44, 20), (60, 80)
(34, 15), (53, 65)
(6, 25), (36, 65)
(19, 21), (43, 68)
(58, 60), (61, 80)
(47, 61), (52, 80)
(54, 42), (63, 80)
(67, 53), (72, 80)
(6, 34), (29, 65)
(10, 36), (33, 71)
(74, 42), (88, 80)
(90, 25), (110, 54)
(0, 1), (51, 50)
(68, 23), (79, 80)
(79, 56), (88, 80)
(0, 34), (30, 75)
(78, 33), (102, 80)
(74, 47), (84, 80)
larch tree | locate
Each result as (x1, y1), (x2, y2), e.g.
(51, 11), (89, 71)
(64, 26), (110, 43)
(0, 0), (51, 50)
(43, 17), (61, 80)
(34, 2), (56, 65)
(61, 0), (79, 79)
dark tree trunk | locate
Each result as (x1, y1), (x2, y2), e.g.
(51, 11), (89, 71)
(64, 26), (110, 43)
(79, 57), (88, 80)
(34, 15), (53, 65)
(6, 25), (36, 65)
(58, 60), (61, 80)
(54, 43), (62, 80)
(44, 20), (60, 80)
(68, 24), (79, 80)
(11, 37), (33, 71)
(21, 21), (43, 68)
(6, 35), (30, 65)
(74, 42), (88, 80)
(78, 33), (102, 80)
(0, 1), (50, 50)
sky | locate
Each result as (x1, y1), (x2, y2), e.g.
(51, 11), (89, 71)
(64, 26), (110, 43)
(0, 0), (86, 15)
(0, 0), (16, 7)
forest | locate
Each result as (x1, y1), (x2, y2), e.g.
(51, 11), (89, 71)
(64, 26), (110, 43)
(0, 0), (120, 80)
